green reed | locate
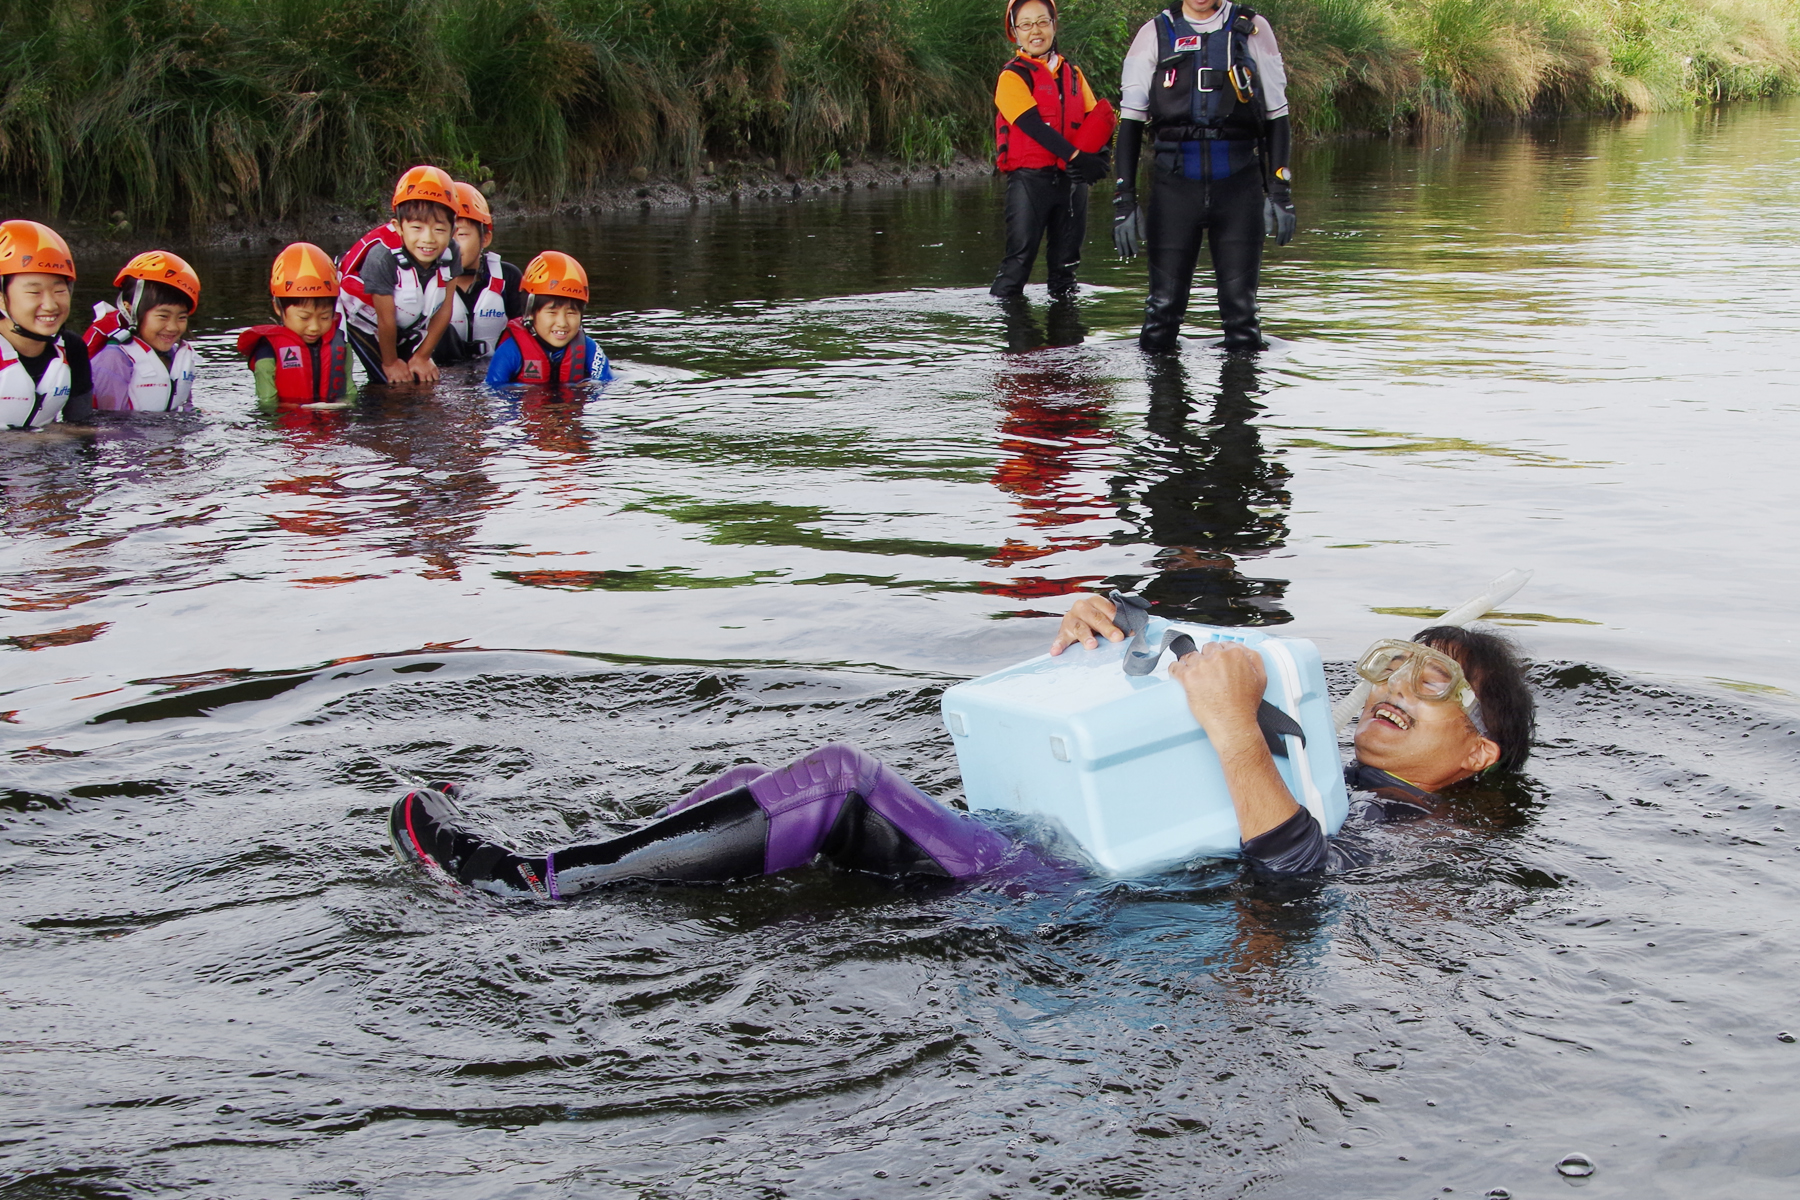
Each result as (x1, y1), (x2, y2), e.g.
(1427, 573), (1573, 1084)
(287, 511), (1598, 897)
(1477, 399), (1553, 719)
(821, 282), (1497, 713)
(0, 0), (1793, 223)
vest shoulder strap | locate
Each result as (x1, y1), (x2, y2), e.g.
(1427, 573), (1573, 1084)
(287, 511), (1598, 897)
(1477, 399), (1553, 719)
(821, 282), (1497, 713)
(1231, 6), (1259, 35)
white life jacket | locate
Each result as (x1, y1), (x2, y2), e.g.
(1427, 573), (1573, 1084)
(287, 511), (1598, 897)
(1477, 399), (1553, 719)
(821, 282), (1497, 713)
(448, 252), (509, 358)
(95, 336), (197, 412)
(337, 223), (451, 343)
(0, 335), (73, 430)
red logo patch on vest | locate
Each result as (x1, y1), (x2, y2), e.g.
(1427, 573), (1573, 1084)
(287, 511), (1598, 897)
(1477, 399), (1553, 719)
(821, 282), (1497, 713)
(1173, 34), (1202, 50)
(279, 346), (303, 370)
(519, 361), (545, 382)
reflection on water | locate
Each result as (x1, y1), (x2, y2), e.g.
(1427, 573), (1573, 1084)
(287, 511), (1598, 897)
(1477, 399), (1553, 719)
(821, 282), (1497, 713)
(1113, 355), (1293, 624)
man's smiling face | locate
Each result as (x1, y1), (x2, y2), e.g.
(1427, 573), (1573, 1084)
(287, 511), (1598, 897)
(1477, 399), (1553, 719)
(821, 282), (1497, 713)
(1352, 642), (1499, 792)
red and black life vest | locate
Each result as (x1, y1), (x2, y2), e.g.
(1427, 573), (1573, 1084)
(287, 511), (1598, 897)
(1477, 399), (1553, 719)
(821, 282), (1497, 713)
(235, 320), (351, 403)
(499, 319), (591, 385)
(994, 55), (1112, 172)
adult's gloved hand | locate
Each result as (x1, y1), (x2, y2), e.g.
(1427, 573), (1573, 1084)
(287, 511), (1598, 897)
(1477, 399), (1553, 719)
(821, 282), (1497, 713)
(1113, 188), (1142, 259)
(1069, 151), (1108, 186)
(1264, 182), (1296, 246)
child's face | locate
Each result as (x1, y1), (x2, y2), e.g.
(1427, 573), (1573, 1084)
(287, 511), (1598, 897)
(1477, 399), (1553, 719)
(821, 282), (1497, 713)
(280, 299), (336, 344)
(452, 218), (491, 271)
(137, 303), (190, 354)
(531, 300), (583, 348)
(398, 215), (453, 266)
(3, 273), (71, 338)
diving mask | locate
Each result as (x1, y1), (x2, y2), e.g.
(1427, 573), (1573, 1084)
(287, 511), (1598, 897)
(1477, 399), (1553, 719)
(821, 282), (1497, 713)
(1355, 639), (1488, 738)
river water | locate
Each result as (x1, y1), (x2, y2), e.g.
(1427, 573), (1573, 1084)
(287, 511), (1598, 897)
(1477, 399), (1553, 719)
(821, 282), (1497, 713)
(3, 103), (1798, 1198)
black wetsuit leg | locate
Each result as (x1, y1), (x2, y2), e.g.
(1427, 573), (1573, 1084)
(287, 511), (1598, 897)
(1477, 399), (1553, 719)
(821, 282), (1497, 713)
(1141, 163), (1265, 352)
(992, 168), (1070, 299)
(344, 325), (426, 385)
(1045, 181), (1089, 297)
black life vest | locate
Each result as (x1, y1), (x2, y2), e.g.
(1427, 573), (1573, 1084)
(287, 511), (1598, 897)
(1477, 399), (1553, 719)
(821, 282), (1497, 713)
(1147, 3), (1266, 142)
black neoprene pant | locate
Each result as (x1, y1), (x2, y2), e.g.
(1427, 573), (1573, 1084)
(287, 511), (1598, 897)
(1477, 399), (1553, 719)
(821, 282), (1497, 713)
(1141, 164), (1265, 352)
(991, 168), (1089, 299)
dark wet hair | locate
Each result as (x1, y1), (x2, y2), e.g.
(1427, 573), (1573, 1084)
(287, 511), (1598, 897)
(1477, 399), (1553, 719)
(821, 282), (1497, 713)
(528, 293), (585, 316)
(395, 198), (455, 226)
(1414, 625), (1535, 773)
(128, 279), (193, 315)
(276, 295), (336, 313)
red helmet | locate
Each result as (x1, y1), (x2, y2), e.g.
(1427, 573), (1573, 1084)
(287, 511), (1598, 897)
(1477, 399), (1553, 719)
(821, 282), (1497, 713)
(521, 251), (589, 302)
(451, 181), (492, 227)
(391, 165), (457, 212)
(116, 250), (201, 313)
(269, 242), (340, 299)
(0, 220), (76, 280)
(1003, 0), (1057, 42)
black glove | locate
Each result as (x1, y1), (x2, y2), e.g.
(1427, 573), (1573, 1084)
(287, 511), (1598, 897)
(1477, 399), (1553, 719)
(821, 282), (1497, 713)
(1068, 151), (1107, 186)
(1264, 182), (1296, 246)
(1113, 188), (1142, 260)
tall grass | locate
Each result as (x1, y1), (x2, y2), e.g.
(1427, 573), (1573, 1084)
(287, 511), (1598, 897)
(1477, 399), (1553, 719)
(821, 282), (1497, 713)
(0, 0), (1794, 222)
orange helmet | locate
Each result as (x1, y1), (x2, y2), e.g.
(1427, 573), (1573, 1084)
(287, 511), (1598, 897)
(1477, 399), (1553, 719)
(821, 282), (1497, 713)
(270, 242), (340, 299)
(1003, 0), (1056, 42)
(521, 251), (589, 302)
(451, 181), (492, 227)
(391, 164), (457, 212)
(0, 219), (76, 280)
(116, 250), (200, 312)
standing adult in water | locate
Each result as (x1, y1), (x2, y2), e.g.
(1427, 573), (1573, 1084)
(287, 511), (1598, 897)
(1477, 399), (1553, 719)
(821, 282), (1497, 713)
(389, 597), (1533, 897)
(988, 0), (1117, 300)
(1111, 0), (1296, 352)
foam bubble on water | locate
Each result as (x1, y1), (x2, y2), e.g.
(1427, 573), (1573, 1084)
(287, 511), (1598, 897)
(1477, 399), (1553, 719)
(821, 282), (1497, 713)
(1555, 1152), (1596, 1178)
(1483, 1189), (1511, 1199)
(1778, 1031), (1795, 1043)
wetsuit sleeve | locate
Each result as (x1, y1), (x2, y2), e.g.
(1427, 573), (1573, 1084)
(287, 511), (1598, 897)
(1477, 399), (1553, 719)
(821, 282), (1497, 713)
(1011, 110), (1080, 162)
(59, 334), (95, 423)
(1115, 118), (1145, 189)
(355, 246), (400, 297)
(1249, 16), (1290, 119)
(251, 353), (279, 407)
(1239, 807), (1330, 875)
(500, 262), (525, 319)
(88, 344), (133, 412)
(485, 337), (522, 386)
(1119, 19), (1159, 122)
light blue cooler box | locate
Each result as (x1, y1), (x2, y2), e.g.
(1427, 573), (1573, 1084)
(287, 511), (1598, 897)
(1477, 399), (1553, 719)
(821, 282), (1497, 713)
(941, 619), (1347, 876)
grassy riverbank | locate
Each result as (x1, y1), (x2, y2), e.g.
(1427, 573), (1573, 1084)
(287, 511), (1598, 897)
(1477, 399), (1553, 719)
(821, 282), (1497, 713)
(3, 0), (1795, 223)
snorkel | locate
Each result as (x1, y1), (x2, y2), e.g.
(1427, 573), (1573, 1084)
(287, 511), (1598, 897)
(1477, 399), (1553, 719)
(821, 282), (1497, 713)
(1332, 568), (1532, 733)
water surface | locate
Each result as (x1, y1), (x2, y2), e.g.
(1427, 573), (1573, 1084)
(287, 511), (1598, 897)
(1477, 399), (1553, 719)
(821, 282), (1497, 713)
(3, 103), (1799, 1198)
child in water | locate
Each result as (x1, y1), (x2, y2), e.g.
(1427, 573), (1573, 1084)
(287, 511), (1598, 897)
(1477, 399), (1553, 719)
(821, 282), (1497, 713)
(236, 242), (357, 410)
(0, 219), (94, 429)
(484, 251), (611, 387)
(84, 251), (201, 413)
(338, 165), (458, 385)
(435, 181), (521, 363)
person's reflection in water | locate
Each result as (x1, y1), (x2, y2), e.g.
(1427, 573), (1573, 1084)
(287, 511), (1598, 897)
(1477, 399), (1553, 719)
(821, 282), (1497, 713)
(260, 375), (499, 582)
(985, 297), (1116, 601)
(1109, 354), (1291, 625)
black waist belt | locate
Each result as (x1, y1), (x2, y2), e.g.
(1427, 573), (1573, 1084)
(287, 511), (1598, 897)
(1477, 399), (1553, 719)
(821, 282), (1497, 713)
(1152, 128), (1259, 145)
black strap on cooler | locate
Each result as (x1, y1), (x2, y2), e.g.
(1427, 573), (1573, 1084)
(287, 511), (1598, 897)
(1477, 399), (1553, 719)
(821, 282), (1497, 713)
(1106, 590), (1306, 757)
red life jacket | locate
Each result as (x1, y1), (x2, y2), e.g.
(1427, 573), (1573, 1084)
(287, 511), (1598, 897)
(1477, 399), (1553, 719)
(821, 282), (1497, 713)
(236, 320), (351, 403)
(82, 305), (127, 357)
(499, 319), (591, 385)
(994, 56), (1114, 171)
